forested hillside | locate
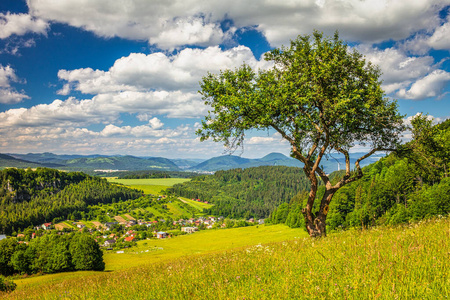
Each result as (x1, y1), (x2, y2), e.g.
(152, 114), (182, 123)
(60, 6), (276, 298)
(269, 117), (450, 230)
(168, 166), (310, 219)
(0, 168), (142, 234)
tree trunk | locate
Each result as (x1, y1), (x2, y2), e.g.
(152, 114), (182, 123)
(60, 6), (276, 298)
(302, 188), (336, 238)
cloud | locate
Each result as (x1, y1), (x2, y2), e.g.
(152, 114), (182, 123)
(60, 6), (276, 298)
(148, 17), (227, 50)
(58, 46), (268, 94)
(0, 65), (29, 104)
(356, 45), (436, 94)
(0, 12), (48, 39)
(427, 16), (450, 50)
(27, 0), (448, 49)
(396, 70), (450, 100)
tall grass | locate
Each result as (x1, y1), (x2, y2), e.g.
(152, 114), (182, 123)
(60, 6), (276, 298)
(4, 218), (449, 299)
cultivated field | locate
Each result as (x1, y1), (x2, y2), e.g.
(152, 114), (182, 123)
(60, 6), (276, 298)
(5, 217), (449, 299)
(106, 177), (190, 195)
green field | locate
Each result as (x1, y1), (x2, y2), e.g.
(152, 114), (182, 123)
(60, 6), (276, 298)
(5, 217), (449, 299)
(179, 197), (212, 210)
(106, 177), (190, 195)
(9, 225), (306, 294)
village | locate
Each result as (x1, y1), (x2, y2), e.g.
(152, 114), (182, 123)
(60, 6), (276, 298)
(10, 210), (265, 251)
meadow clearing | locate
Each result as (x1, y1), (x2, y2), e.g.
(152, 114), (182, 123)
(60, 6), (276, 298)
(4, 217), (449, 299)
(106, 177), (190, 195)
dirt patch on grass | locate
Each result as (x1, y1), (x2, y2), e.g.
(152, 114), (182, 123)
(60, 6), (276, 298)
(124, 214), (135, 221)
(114, 216), (127, 224)
(55, 223), (71, 231)
(91, 221), (105, 229)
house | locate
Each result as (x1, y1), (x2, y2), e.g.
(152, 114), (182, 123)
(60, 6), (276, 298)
(0, 234), (6, 241)
(156, 231), (168, 239)
(104, 239), (116, 247)
(124, 236), (135, 242)
(181, 227), (198, 234)
(77, 223), (86, 229)
(17, 233), (25, 238)
(105, 222), (118, 230)
(258, 219), (265, 225)
(248, 218), (255, 223)
(42, 222), (52, 230)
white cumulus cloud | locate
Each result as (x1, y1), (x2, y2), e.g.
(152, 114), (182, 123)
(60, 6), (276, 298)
(0, 12), (48, 39)
(0, 65), (29, 104)
(397, 70), (450, 100)
(26, 0), (449, 49)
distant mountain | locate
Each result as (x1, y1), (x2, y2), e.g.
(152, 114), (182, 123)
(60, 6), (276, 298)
(0, 154), (49, 168)
(171, 158), (206, 170)
(189, 152), (383, 173)
(190, 155), (252, 172)
(9, 152), (100, 165)
(62, 155), (180, 171)
(1, 152), (383, 174)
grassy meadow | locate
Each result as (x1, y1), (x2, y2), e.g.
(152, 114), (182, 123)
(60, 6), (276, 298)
(4, 217), (449, 299)
(106, 177), (191, 195)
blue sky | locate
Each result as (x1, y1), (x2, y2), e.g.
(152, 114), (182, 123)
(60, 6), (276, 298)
(1, 0), (450, 159)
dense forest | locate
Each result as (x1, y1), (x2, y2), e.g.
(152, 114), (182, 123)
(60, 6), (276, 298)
(0, 232), (104, 276)
(0, 168), (142, 234)
(269, 117), (450, 230)
(168, 166), (311, 219)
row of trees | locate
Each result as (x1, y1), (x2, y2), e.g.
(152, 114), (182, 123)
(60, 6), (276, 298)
(0, 233), (104, 276)
(168, 166), (310, 219)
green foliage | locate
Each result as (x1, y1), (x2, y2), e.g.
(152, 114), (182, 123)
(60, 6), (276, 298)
(168, 166), (310, 219)
(0, 233), (104, 276)
(0, 276), (16, 293)
(197, 31), (404, 237)
(0, 168), (142, 234)
(70, 234), (105, 271)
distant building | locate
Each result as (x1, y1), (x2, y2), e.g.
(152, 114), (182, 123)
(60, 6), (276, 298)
(181, 227), (198, 234)
(156, 231), (168, 239)
(124, 236), (135, 242)
(104, 240), (116, 247)
(42, 222), (52, 230)
(0, 234), (6, 241)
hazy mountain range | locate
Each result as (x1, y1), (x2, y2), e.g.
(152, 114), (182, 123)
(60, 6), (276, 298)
(1, 152), (384, 174)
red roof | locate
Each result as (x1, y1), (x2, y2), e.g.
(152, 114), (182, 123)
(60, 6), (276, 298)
(125, 236), (135, 242)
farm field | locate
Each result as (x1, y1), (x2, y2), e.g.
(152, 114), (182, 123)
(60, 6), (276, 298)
(106, 177), (190, 195)
(5, 217), (449, 299)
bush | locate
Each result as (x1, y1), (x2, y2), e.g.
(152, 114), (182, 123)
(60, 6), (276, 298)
(0, 276), (16, 293)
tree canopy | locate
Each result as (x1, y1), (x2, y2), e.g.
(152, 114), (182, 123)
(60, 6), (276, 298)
(197, 31), (405, 237)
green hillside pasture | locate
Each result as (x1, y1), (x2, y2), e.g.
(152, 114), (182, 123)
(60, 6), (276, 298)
(5, 218), (449, 300)
(106, 177), (190, 195)
(9, 225), (305, 294)
(179, 197), (212, 210)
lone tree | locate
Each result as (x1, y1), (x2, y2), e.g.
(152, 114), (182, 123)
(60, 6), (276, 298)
(196, 31), (405, 237)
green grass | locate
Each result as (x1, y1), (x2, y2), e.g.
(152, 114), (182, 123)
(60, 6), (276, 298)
(179, 197), (213, 210)
(105, 178), (190, 195)
(5, 217), (450, 300)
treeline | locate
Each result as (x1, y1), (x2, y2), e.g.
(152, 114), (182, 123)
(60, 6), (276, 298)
(115, 170), (197, 179)
(269, 117), (450, 230)
(168, 166), (310, 219)
(0, 168), (143, 234)
(0, 232), (104, 276)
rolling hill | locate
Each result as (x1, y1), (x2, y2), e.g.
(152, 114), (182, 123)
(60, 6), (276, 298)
(1, 152), (383, 173)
